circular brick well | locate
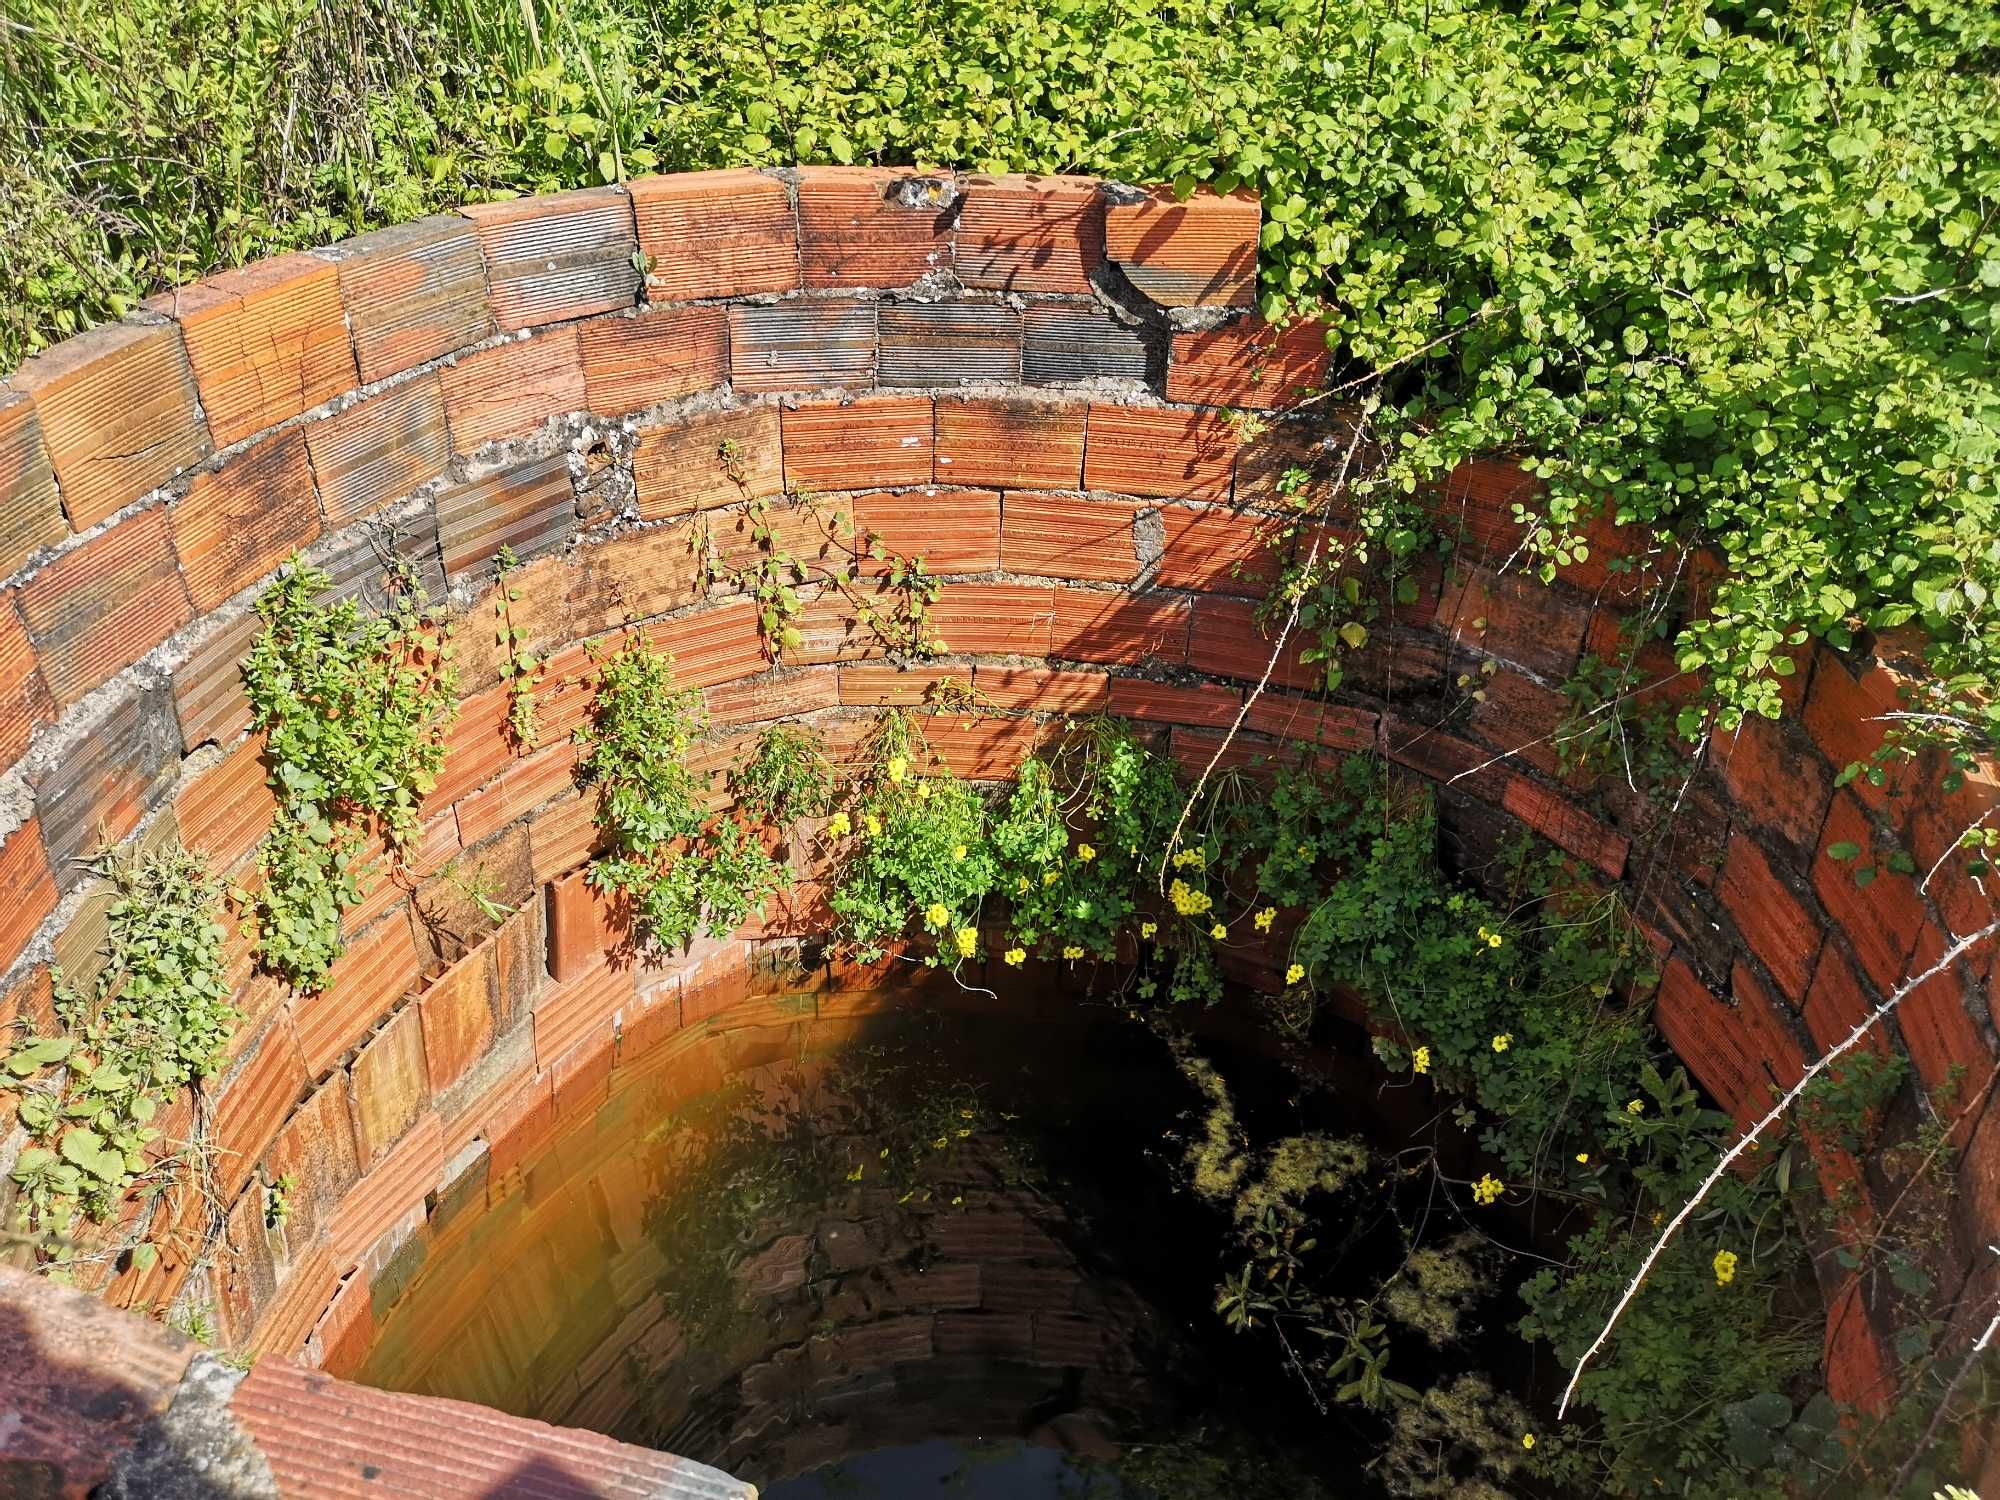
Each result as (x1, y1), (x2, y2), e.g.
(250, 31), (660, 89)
(0, 167), (1996, 1495)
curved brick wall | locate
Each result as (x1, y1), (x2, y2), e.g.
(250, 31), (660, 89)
(0, 167), (1996, 1491)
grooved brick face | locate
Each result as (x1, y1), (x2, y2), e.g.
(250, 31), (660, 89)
(303, 372), (450, 526)
(643, 598), (766, 688)
(0, 818), (57, 973)
(1022, 305), (1151, 385)
(440, 328), (585, 452)
(1083, 403), (1235, 500)
(730, 302), (877, 392)
(292, 915), (423, 1077)
(1187, 595), (1318, 691)
(175, 731), (277, 874)
(577, 304), (730, 416)
(14, 319), (211, 530)
(212, 1020), (309, 1200)
(324, 215), (496, 384)
(1718, 831), (1822, 1004)
(1051, 587), (1190, 666)
(878, 302), (1022, 386)
(1102, 186), (1259, 307)
(153, 252), (358, 449)
(258, 1074), (361, 1253)
(633, 404), (782, 519)
(434, 452), (575, 583)
(934, 396), (1085, 489)
(19, 506), (193, 708)
(0, 390), (68, 577)
(783, 395), (934, 491)
(171, 427), (321, 610)
(1000, 492), (1141, 583)
(928, 582), (1057, 657)
(1802, 649), (1908, 810)
(1812, 793), (1924, 996)
(460, 187), (641, 328)
(348, 1000), (430, 1164)
(1434, 565), (1589, 682)
(1711, 716), (1832, 858)
(797, 167), (956, 287)
(0, 594), (53, 770)
(1152, 504), (1280, 596)
(1166, 317), (1330, 409)
(955, 174), (1106, 295)
(629, 168), (801, 301)
(854, 488), (1001, 575)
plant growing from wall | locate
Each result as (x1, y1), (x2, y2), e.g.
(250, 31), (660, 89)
(492, 546), (543, 750)
(3, 843), (234, 1273)
(241, 558), (459, 990)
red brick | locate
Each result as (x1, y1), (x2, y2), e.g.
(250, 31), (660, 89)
(955, 174), (1105, 294)
(633, 404), (782, 518)
(1242, 693), (1376, 753)
(0, 594), (53, 769)
(853, 488), (1001, 575)
(1083, 403), (1235, 500)
(1801, 647), (1909, 805)
(434, 452), (574, 583)
(1430, 456), (1540, 564)
(1234, 412), (1366, 508)
(310, 1272), (377, 1378)
(323, 216), (493, 384)
(935, 396), (1085, 489)
(1102, 186), (1259, 307)
(481, 1068), (556, 1184)
(1166, 317), (1329, 409)
(176, 734), (277, 873)
(452, 737), (580, 846)
(535, 953), (634, 1070)
(1153, 504), (1280, 596)
(547, 867), (618, 983)
(14, 319), (210, 530)
(797, 167), (955, 287)
(730, 302), (876, 392)
(260, 1075), (361, 1252)
(348, 1000), (430, 1164)
(212, 1019), (308, 1198)
(1654, 959), (1780, 1131)
(425, 686), (514, 814)
(1801, 937), (1894, 1062)
(0, 818), (55, 973)
(551, 1027), (614, 1115)
(328, 1108), (443, 1268)
(923, 716), (1038, 780)
(1717, 832), (1821, 1004)
(304, 372), (450, 526)
(971, 664), (1109, 713)
(1461, 670), (1570, 779)
(1434, 566), (1589, 682)
(1105, 676), (1240, 728)
(1711, 716), (1831, 858)
(171, 428), (321, 610)
(1050, 588), (1189, 667)
(577, 304), (730, 416)
(1897, 923), (1994, 1105)
(1001, 492), (1139, 582)
(1822, 1275), (1894, 1417)
(783, 395), (934, 491)
(1500, 775), (1629, 878)
(0, 389), (68, 576)
(836, 664), (957, 708)
(644, 599), (766, 687)
(1185, 596), (1317, 691)
(927, 581), (1056, 657)
(1812, 794), (1922, 996)
(416, 946), (496, 1097)
(440, 328), (585, 452)
(18, 507), (193, 708)
(152, 253), (357, 446)
(629, 168), (799, 301)
(32, 686), (180, 886)
(292, 916), (423, 1077)
(459, 188), (640, 328)
(707, 663), (841, 723)
(1168, 724), (1303, 783)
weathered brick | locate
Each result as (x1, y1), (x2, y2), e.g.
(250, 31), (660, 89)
(878, 302), (1021, 387)
(1431, 456), (1540, 563)
(1105, 676), (1240, 729)
(1050, 588), (1189, 666)
(18, 508), (190, 709)
(835, 663), (954, 708)
(423, 685), (514, 814)
(1434, 565), (1589, 682)
(644, 599), (766, 687)
(0, 389), (68, 576)
(1243, 693), (1377, 752)
(212, 1020), (309, 1200)
(853, 489), (1000, 575)
(1499, 775), (1630, 879)
(414, 945), (495, 1099)
(797, 168), (956, 287)
(434, 452), (575, 584)
(314, 505), (448, 614)
(927, 582), (1056, 658)
(451, 737), (579, 846)
(1711, 716), (1831, 859)
(934, 397), (1085, 489)
(0, 817), (57, 972)
(32, 687), (179, 890)
(1234, 411), (1369, 509)
(152, 254), (357, 448)
(577, 304), (730, 416)
(782, 395), (934, 492)
(460, 188), (640, 328)
(1151, 504), (1275, 596)
(259, 1074), (361, 1253)
(1166, 317), (1329, 409)
(1896, 924), (1994, 1103)
(322, 216), (495, 383)
(1021, 305), (1151, 385)
(0, 594), (53, 769)
(176, 732), (277, 874)
(1801, 937), (1894, 1061)
(535, 958), (635, 1073)
(328, 1108), (443, 1269)
(304, 373), (450, 526)
(1718, 832), (1822, 1005)
(13, 320), (210, 530)
(1082, 403), (1234, 500)
(172, 611), (260, 750)
(1000, 492), (1140, 582)
(1102, 186), (1259, 307)
(348, 1001), (430, 1164)
(293, 915), (423, 1077)
(633, 405), (782, 518)
(1185, 596), (1316, 691)
(730, 303), (877, 393)
(1801, 647), (1908, 808)
(955, 174), (1105, 294)
(924, 715), (1038, 780)
(628, 169), (800, 301)
(1811, 794), (1922, 996)
(440, 328), (585, 453)
(709, 664), (840, 722)
(1654, 959), (1780, 1132)
(171, 428), (322, 610)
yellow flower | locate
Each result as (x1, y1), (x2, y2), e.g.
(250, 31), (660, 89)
(1077, 843), (1096, 862)
(1210, 921), (1228, 940)
(925, 901), (950, 928)
(916, 781), (932, 801)
(1253, 906), (1276, 932)
(1575, 1152), (1589, 1164)
(865, 813), (882, 837)
(1626, 1098), (1645, 1115)
(1472, 1173), (1504, 1205)
(1521, 1433), (1535, 1451)
(826, 811), (851, 837)
(1003, 947), (1026, 966)
(1713, 1249), (1738, 1286)
(887, 754), (907, 783)
(1477, 924), (1505, 949)
(1285, 963), (1305, 985)
(1017, 876), (1031, 893)
(1492, 1032), (1512, 1053)
(1062, 945), (1084, 960)
(1172, 848), (1206, 871)
(953, 843), (967, 861)
(1168, 879), (1212, 917)
(1139, 921), (1158, 939)
(1043, 870), (1060, 886)
(1295, 842), (1310, 858)
(1412, 1045), (1431, 1075)
(954, 927), (978, 959)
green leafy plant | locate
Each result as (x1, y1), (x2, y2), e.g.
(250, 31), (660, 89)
(493, 546), (544, 750)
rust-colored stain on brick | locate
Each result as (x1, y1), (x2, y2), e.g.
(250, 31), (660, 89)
(261, 1073), (363, 1253)
(1000, 492), (1141, 582)
(578, 303), (730, 416)
(19, 507), (193, 708)
(633, 404), (781, 518)
(326, 215), (496, 383)
(293, 915), (423, 1077)
(303, 371), (450, 526)
(1103, 185), (1259, 307)
(956, 174), (1106, 295)
(348, 1000), (431, 1165)
(1083, 403), (1235, 500)
(629, 167), (800, 301)
(798, 167), (956, 288)
(730, 302), (877, 392)
(460, 187), (641, 329)
(878, 302), (1021, 386)
(171, 427), (321, 611)
(934, 396), (1085, 490)
(441, 327), (586, 452)
(1022, 304), (1151, 385)
(0, 592), (53, 770)
(782, 395), (934, 492)
(435, 452), (575, 582)
(13, 319), (210, 530)
(0, 389), (68, 576)
(1167, 316), (1330, 409)
(156, 252), (358, 448)
(853, 488), (1001, 575)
